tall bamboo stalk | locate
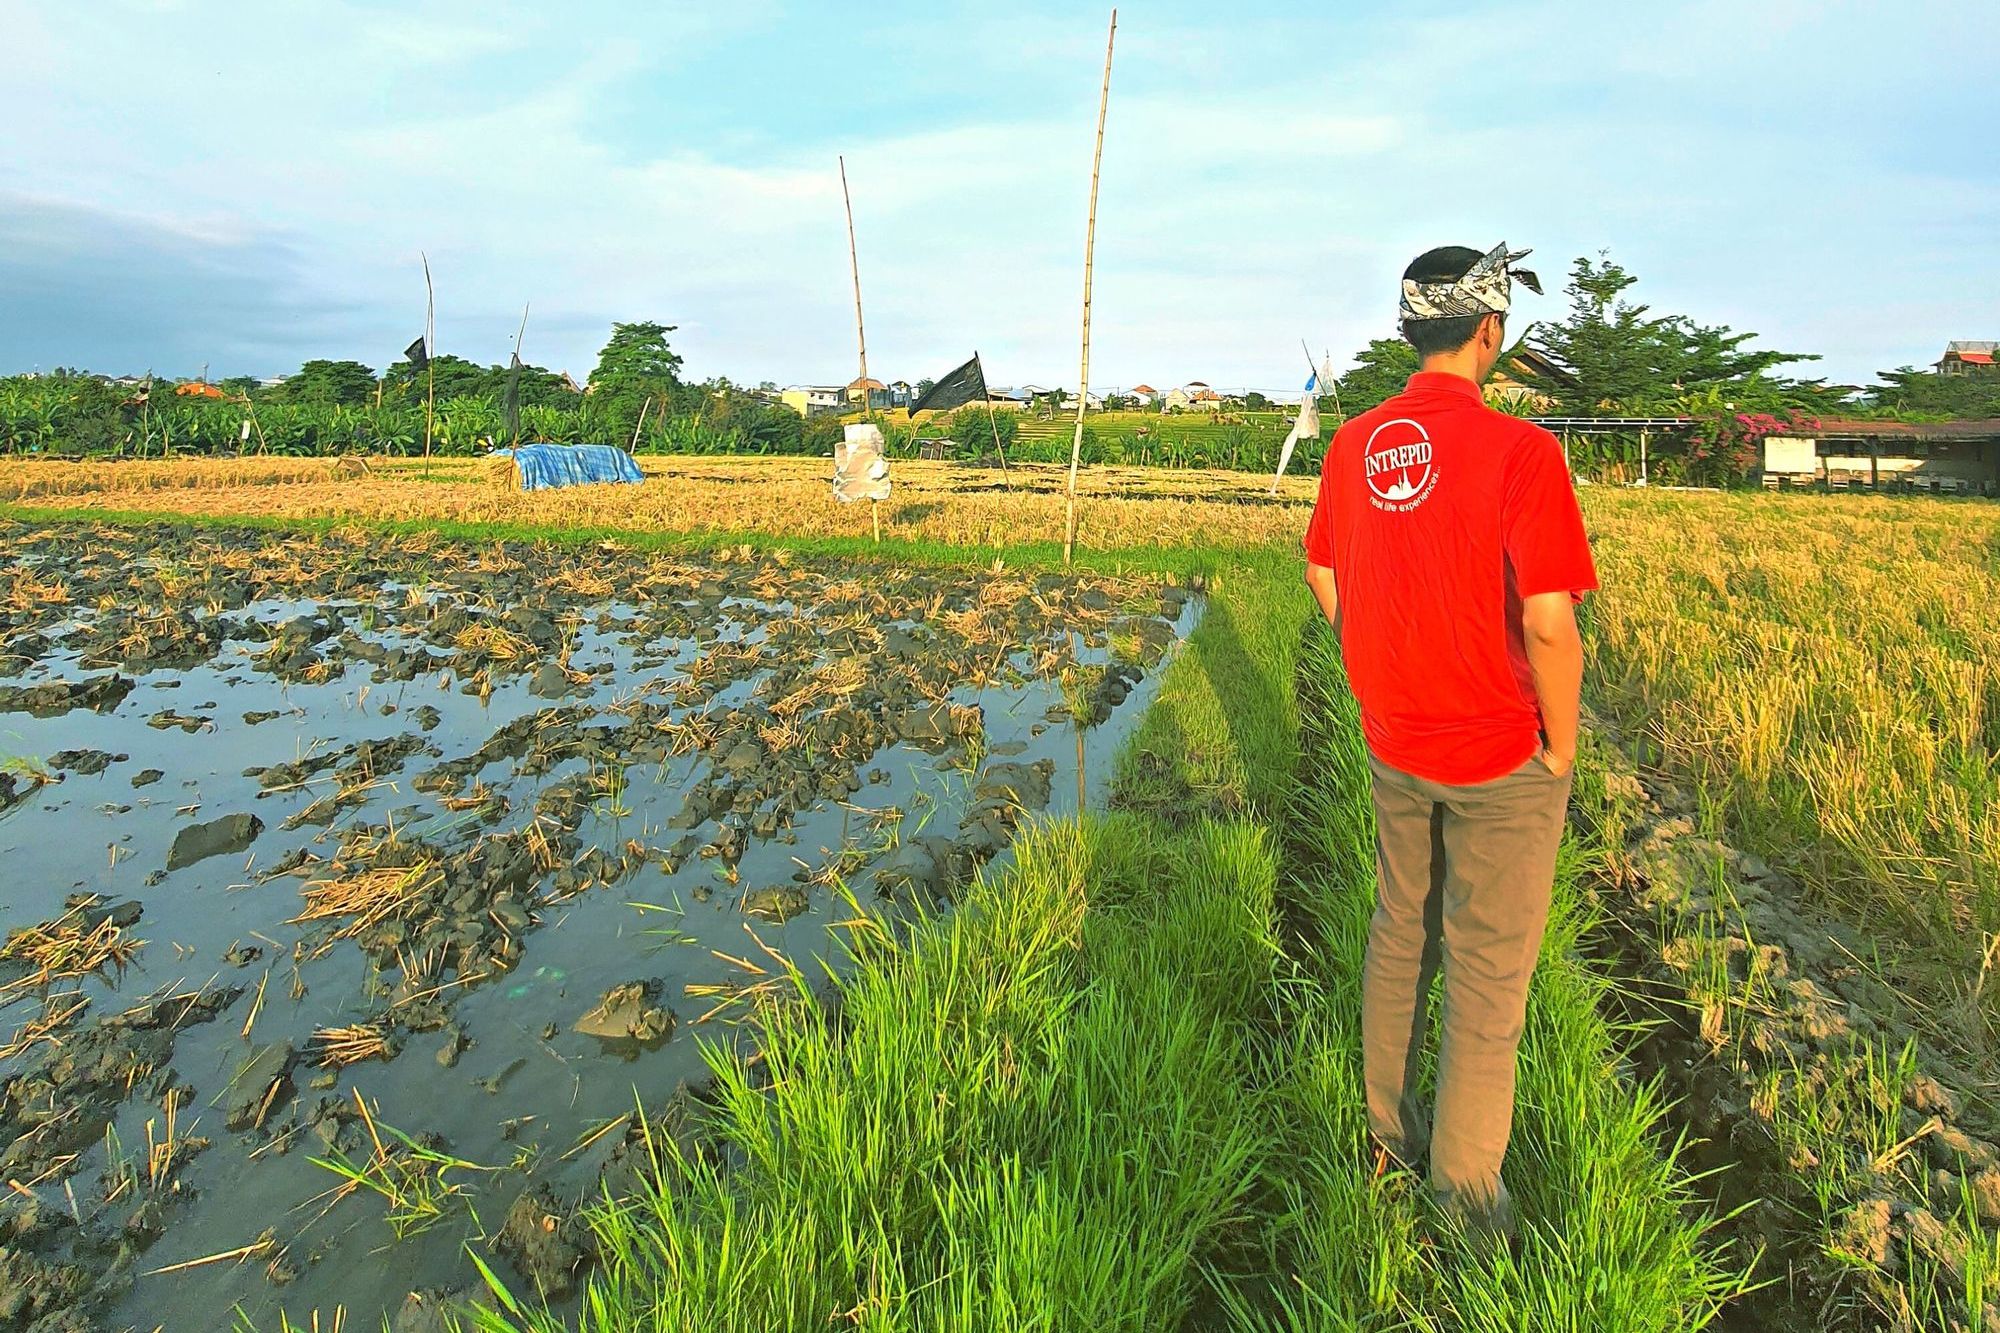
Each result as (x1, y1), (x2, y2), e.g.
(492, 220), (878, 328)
(840, 154), (881, 541)
(980, 359), (1012, 481)
(630, 395), (653, 451)
(421, 252), (436, 478)
(1064, 9), (1117, 566)
(509, 301), (530, 449)
(839, 155), (869, 411)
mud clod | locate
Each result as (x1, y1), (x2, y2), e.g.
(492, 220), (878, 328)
(0, 673), (133, 718)
(574, 980), (675, 1044)
(742, 885), (809, 923)
(166, 812), (264, 871)
(225, 1041), (297, 1131)
(497, 1183), (592, 1300)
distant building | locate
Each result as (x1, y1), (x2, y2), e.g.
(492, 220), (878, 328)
(1129, 383), (1158, 407)
(844, 376), (907, 409)
(174, 381), (226, 399)
(1486, 348), (1574, 410)
(780, 385), (844, 417)
(1762, 418), (2000, 495)
(1059, 390), (1104, 411)
(1937, 341), (1998, 375)
(1164, 381), (1222, 412)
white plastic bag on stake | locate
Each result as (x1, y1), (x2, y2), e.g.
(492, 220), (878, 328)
(833, 423), (891, 503)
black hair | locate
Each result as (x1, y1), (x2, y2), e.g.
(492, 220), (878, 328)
(1400, 245), (1499, 358)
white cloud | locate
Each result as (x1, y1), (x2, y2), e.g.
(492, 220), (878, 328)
(1, 0), (1994, 390)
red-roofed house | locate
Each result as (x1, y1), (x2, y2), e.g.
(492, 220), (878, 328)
(1937, 341), (1997, 375)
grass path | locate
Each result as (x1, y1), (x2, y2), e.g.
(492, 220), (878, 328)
(1234, 627), (1739, 1329)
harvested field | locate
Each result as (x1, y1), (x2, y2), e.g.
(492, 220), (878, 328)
(0, 454), (1317, 551)
(1585, 491), (2000, 1079)
(0, 518), (1191, 1329)
(0, 457), (360, 502)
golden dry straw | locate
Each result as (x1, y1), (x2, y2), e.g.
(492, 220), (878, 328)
(1, 899), (144, 994)
(311, 1022), (394, 1068)
(0, 993), (90, 1062)
(484, 454), (522, 490)
(292, 863), (442, 938)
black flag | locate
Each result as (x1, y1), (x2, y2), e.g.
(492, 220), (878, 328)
(503, 352), (523, 445)
(908, 353), (988, 417)
(404, 336), (429, 370)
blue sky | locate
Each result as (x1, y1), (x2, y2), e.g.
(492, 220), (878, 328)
(3, 0), (1994, 392)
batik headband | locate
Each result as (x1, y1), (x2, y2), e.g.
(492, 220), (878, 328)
(1398, 242), (1542, 322)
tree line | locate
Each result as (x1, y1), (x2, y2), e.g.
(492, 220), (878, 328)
(4, 258), (1994, 482)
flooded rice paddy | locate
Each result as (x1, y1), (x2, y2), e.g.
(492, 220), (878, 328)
(0, 521), (1193, 1330)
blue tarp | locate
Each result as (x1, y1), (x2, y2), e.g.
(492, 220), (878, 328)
(495, 443), (645, 491)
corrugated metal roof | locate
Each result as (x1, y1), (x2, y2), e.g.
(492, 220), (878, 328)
(1813, 418), (2000, 440)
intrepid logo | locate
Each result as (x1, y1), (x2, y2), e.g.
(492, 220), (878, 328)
(1361, 418), (1437, 511)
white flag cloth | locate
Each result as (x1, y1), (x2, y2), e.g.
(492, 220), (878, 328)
(833, 423), (891, 503)
(1270, 389), (1322, 494)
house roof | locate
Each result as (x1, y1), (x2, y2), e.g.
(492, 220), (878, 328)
(1132, 383), (1156, 394)
(846, 376), (885, 391)
(1500, 348), (1577, 388)
(1812, 418), (2000, 441)
(1955, 352), (1995, 365)
(1944, 341), (1997, 355)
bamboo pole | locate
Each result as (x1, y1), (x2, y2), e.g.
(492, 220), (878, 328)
(509, 301), (530, 449)
(839, 154), (882, 542)
(421, 252), (436, 479)
(976, 351), (1011, 480)
(139, 372), (154, 459)
(1064, 9), (1117, 566)
(629, 395), (653, 451)
(839, 155), (869, 410)
(982, 392), (1011, 479)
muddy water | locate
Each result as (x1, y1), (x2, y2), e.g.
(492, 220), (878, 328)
(0, 523), (1193, 1330)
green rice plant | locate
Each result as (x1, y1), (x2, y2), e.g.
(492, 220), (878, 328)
(591, 762), (630, 819)
(1059, 662), (1105, 726)
(626, 897), (695, 952)
(310, 1093), (492, 1240)
(458, 815), (1281, 1331)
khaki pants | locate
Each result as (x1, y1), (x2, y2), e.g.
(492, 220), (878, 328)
(1360, 753), (1572, 1234)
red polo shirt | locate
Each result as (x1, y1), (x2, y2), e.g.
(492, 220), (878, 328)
(1303, 371), (1597, 785)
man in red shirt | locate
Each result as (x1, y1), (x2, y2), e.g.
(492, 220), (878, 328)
(1302, 242), (1597, 1245)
